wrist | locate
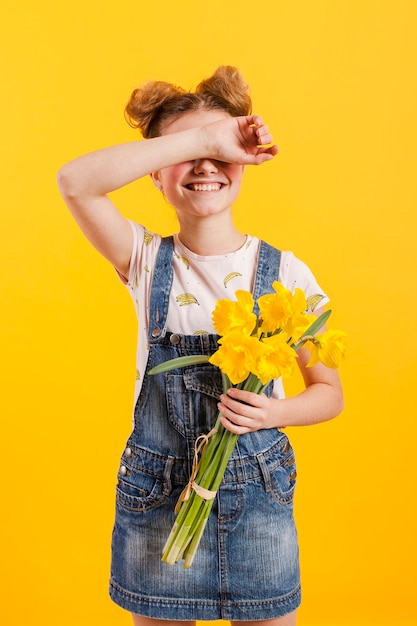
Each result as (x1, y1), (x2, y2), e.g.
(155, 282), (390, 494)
(269, 398), (287, 430)
(198, 124), (215, 159)
(198, 121), (226, 161)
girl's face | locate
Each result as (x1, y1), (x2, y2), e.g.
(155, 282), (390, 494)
(152, 109), (244, 222)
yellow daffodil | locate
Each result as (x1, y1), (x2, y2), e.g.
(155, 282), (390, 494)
(212, 290), (257, 336)
(289, 312), (317, 344)
(283, 288), (310, 338)
(209, 330), (262, 385)
(306, 329), (348, 368)
(255, 334), (298, 384)
(258, 282), (293, 333)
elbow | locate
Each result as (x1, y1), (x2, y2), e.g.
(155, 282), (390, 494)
(57, 160), (91, 203)
(56, 163), (78, 200)
(332, 384), (345, 419)
(336, 395), (345, 419)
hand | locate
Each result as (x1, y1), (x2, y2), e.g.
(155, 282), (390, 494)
(217, 387), (281, 434)
(202, 115), (279, 166)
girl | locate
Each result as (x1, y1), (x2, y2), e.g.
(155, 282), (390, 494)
(57, 66), (343, 626)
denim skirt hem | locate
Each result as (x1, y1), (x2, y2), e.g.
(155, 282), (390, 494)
(109, 579), (301, 621)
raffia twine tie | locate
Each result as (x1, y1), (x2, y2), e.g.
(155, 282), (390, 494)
(174, 427), (218, 514)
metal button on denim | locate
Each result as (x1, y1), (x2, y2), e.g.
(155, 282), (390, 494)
(119, 465), (127, 476)
(169, 333), (180, 345)
(125, 447), (132, 457)
(151, 327), (161, 338)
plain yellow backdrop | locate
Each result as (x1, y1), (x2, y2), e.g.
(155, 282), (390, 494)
(1, 1), (416, 625)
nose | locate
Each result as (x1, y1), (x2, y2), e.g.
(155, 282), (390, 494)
(193, 158), (219, 175)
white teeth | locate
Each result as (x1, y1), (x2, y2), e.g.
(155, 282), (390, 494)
(191, 183), (221, 192)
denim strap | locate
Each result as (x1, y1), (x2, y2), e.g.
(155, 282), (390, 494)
(252, 240), (281, 315)
(148, 236), (174, 340)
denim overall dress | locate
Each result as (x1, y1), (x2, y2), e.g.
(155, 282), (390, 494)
(109, 237), (301, 620)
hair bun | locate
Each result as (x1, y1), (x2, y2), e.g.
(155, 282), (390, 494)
(125, 81), (186, 137)
(196, 66), (252, 117)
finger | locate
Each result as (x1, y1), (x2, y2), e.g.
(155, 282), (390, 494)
(219, 403), (255, 426)
(251, 147), (279, 165)
(258, 145), (279, 156)
(246, 114), (263, 127)
(257, 137), (273, 147)
(218, 399), (254, 424)
(241, 143), (278, 165)
(226, 388), (265, 407)
(255, 125), (271, 144)
(255, 129), (278, 148)
(218, 399), (256, 422)
(219, 395), (258, 419)
(220, 414), (252, 435)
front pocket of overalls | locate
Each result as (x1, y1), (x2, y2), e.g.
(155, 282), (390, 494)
(257, 434), (297, 505)
(166, 365), (223, 438)
(116, 451), (172, 512)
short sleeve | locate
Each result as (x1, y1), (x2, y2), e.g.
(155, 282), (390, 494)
(279, 251), (330, 311)
(115, 221), (161, 286)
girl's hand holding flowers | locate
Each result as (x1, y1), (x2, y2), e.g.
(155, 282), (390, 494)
(218, 388), (280, 435)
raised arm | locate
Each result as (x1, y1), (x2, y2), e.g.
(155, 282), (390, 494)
(56, 126), (211, 277)
(57, 114), (277, 277)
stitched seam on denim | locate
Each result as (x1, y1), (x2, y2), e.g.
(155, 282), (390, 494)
(154, 334), (220, 351)
(218, 511), (228, 615)
(226, 583), (301, 607)
(110, 580), (222, 607)
(165, 375), (189, 438)
(218, 485), (244, 523)
(110, 580), (301, 608)
(133, 343), (159, 425)
(118, 459), (167, 479)
(116, 491), (168, 512)
(269, 491), (295, 505)
(184, 380), (222, 396)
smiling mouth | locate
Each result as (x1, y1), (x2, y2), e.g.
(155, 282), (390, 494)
(185, 183), (223, 192)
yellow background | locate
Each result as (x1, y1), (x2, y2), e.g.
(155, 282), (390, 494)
(1, 1), (416, 625)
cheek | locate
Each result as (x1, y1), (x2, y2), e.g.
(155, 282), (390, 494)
(227, 165), (244, 184)
(160, 164), (188, 188)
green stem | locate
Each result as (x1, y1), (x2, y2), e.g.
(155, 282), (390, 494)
(292, 309), (332, 351)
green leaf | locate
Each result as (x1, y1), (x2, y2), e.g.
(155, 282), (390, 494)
(149, 355), (211, 375)
(291, 309), (332, 351)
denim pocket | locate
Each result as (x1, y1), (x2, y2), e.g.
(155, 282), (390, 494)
(257, 436), (297, 505)
(116, 450), (173, 512)
(166, 365), (223, 438)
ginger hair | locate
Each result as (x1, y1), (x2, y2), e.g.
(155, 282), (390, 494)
(124, 66), (252, 138)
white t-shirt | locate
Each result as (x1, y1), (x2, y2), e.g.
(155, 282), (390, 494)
(121, 221), (329, 408)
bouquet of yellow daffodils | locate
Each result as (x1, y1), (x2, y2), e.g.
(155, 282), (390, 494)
(149, 281), (346, 568)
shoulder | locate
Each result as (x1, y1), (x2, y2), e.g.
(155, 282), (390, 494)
(121, 221), (163, 287)
(128, 221), (162, 250)
(279, 250), (311, 282)
(279, 250), (330, 306)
